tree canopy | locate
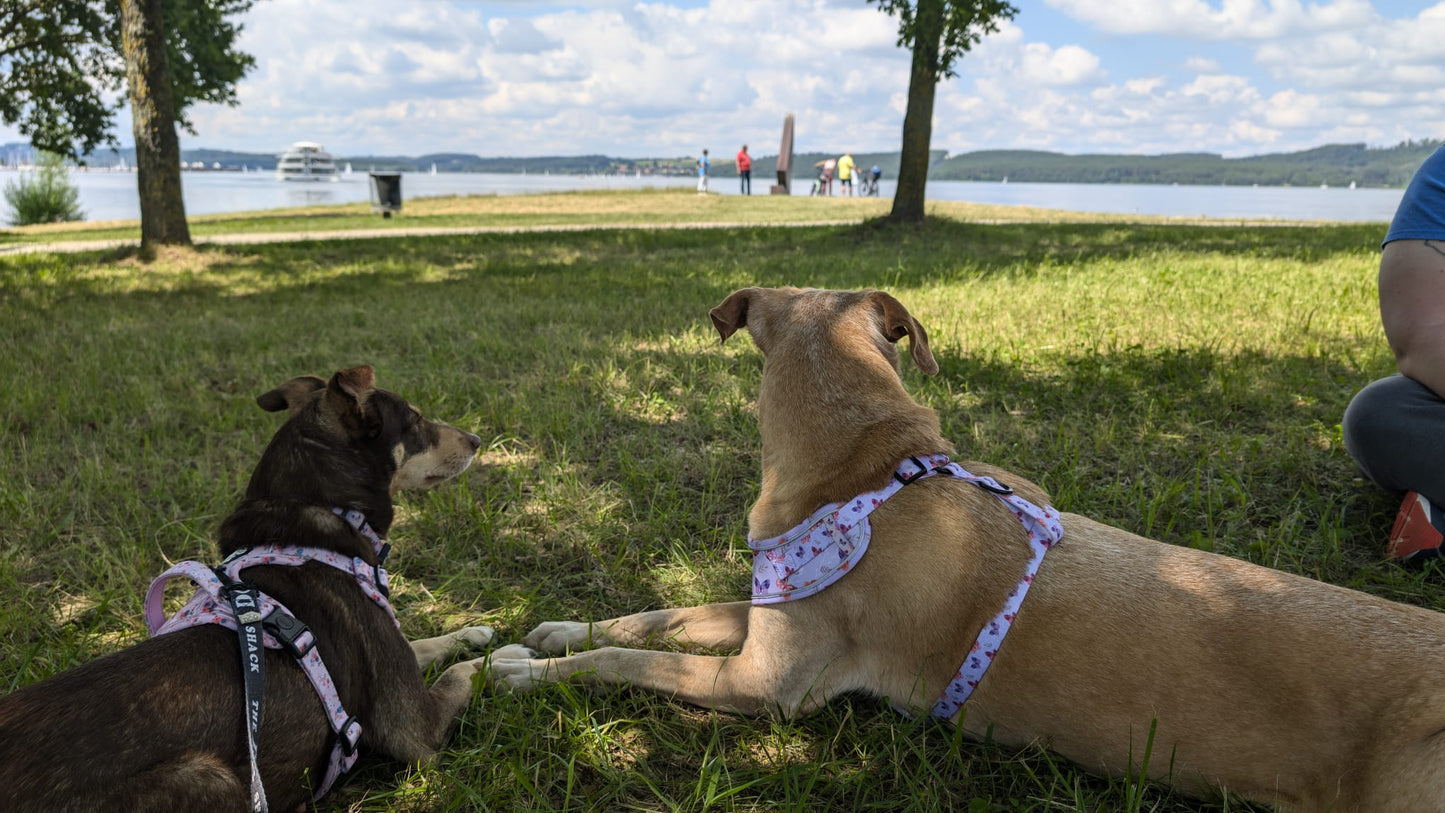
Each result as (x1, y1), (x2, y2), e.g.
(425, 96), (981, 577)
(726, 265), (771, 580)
(871, 0), (1017, 222)
(872, 0), (1018, 78)
(0, 0), (255, 160)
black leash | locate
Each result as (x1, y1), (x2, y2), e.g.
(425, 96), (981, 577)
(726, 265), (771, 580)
(219, 550), (270, 813)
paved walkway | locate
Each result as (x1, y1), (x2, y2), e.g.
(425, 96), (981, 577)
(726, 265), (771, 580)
(0, 219), (865, 256)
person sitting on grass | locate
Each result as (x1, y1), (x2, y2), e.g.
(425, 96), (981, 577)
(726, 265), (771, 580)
(1343, 144), (1445, 561)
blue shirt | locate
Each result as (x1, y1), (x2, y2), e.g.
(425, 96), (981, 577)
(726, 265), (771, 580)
(698, 155), (709, 177)
(1385, 146), (1445, 246)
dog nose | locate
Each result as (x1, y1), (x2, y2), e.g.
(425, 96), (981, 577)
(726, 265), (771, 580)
(465, 432), (482, 452)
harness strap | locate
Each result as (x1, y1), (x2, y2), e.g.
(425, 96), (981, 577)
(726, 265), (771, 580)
(907, 454), (1064, 719)
(143, 508), (392, 805)
(747, 454), (1064, 720)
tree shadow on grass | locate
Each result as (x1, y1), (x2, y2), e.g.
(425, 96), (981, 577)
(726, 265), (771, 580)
(1, 220), (1414, 813)
(0, 219), (1401, 617)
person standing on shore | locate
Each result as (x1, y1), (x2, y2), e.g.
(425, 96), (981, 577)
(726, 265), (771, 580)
(837, 152), (855, 197)
(736, 145), (752, 195)
(697, 149), (710, 195)
(817, 158), (836, 196)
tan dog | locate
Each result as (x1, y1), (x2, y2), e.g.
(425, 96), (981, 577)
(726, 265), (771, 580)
(490, 287), (1445, 811)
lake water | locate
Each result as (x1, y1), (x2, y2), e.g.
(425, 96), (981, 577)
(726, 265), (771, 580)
(3, 168), (1405, 224)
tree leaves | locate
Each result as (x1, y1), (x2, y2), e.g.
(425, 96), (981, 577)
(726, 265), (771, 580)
(0, 0), (255, 160)
(869, 0), (1018, 78)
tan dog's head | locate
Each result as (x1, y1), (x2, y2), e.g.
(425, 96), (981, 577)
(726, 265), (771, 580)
(709, 287), (937, 376)
(708, 288), (947, 521)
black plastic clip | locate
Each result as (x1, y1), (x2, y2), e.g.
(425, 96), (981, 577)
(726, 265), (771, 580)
(263, 611), (314, 659)
(894, 456), (931, 485)
(974, 479), (1014, 495)
(339, 716), (363, 756)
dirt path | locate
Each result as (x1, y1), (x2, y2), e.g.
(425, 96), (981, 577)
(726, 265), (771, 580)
(0, 219), (865, 256)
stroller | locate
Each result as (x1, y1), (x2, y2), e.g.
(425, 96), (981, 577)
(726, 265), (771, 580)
(859, 166), (882, 197)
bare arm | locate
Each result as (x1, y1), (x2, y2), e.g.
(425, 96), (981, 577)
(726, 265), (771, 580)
(1379, 239), (1445, 400)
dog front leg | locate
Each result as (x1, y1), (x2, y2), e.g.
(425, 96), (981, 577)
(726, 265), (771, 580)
(524, 601), (751, 655)
(489, 645), (839, 718)
(410, 625), (495, 670)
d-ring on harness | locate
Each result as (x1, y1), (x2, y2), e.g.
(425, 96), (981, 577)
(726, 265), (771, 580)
(747, 453), (1064, 718)
(143, 508), (396, 812)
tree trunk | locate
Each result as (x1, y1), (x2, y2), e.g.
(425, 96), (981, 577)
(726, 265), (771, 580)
(119, 0), (190, 247)
(889, 0), (944, 224)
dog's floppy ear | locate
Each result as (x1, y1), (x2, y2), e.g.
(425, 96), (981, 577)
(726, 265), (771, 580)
(324, 365), (381, 436)
(709, 288), (753, 343)
(871, 291), (938, 375)
(256, 375), (327, 416)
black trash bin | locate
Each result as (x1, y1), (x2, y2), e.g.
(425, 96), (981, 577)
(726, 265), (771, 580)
(368, 172), (402, 218)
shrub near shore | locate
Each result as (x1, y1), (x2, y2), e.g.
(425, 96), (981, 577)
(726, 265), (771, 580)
(2, 152), (84, 226)
(0, 208), (1404, 811)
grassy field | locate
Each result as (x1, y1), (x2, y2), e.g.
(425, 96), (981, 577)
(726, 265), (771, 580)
(0, 188), (1410, 811)
(0, 187), (1296, 248)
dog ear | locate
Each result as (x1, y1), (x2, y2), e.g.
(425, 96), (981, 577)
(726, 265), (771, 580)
(709, 288), (753, 343)
(325, 365), (381, 436)
(256, 375), (327, 416)
(871, 292), (938, 375)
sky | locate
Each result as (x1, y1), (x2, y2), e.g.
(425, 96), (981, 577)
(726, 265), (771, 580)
(9, 0), (1445, 159)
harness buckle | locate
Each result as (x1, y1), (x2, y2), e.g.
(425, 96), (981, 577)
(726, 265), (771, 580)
(893, 456), (931, 485)
(263, 611), (314, 659)
(374, 543), (392, 599)
(338, 716), (363, 756)
(974, 479), (1014, 495)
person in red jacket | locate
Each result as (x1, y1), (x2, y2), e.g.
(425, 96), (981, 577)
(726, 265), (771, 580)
(736, 145), (752, 195)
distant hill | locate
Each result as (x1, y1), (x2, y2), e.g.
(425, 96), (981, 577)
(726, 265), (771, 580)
(930, 141), (1443, 187)
(5, 140), (1439, 187)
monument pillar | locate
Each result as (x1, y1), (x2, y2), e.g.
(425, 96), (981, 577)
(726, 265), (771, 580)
(771, 113), (794, 195)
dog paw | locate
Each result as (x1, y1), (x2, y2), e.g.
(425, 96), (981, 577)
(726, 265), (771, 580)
(489, 643), (537, 661)
(487, 658), (543, 692)
(451, 625), (495, 650)
(524, 620), (608, 654)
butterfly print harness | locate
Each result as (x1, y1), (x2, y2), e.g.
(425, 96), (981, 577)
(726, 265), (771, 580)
(747, 453), (1064, 719)
(143, 508), (395, 812)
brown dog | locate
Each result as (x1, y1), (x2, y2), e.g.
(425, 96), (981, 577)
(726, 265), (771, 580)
(491, 287), (1445, 810)
(0, 366), (494, 811)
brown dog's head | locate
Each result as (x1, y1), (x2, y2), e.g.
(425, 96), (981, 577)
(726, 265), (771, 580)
(226, 366), (482, 549)
(709, 287), (938, 376)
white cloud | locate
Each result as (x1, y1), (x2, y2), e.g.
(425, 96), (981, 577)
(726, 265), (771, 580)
(1042, 0), (1377, 39)
(4, 0), (1432, 161)
(1019, 43), (1105, 86)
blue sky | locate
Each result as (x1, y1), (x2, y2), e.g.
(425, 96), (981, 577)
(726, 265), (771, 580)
(9, 0), (1444, 159)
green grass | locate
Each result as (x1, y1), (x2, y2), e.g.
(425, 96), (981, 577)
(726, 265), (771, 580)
(0, 186), (1291, 247)
(0, 192), (1412, 811)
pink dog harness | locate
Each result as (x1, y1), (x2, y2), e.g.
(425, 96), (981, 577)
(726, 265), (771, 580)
(144, 508), (394, 810)
(748, 454), (1064, 718)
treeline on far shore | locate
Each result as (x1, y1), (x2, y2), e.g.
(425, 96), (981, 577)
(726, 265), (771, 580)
(927, 141), (1443, 187)
(36, 139), (1444, 188)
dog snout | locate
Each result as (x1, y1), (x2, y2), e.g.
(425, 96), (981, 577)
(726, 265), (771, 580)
(464, 432), (482, 453)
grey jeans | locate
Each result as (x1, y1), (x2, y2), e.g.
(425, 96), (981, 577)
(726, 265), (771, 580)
(1343, 373), (1445, 505)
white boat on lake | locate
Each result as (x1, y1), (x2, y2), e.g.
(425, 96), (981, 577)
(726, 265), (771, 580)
(276, 141), (339, 182)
